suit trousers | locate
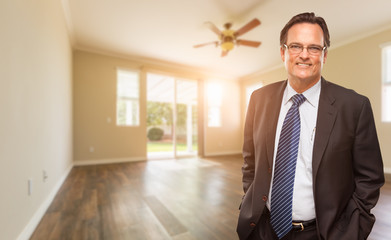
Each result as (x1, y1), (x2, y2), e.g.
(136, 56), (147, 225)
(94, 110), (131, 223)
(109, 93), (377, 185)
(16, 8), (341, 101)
(247, 208), (318, 240)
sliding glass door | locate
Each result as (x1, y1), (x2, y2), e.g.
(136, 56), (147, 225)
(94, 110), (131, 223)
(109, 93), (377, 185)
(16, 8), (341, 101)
(175, 79), (198, 156)
(146, 73), (198, 159)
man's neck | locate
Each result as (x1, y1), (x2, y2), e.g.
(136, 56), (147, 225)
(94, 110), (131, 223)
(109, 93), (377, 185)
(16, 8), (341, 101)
(288, 76), (321, 93)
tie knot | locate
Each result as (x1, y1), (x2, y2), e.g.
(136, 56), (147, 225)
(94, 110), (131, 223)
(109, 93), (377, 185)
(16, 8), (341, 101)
(291, 94), (306, 106)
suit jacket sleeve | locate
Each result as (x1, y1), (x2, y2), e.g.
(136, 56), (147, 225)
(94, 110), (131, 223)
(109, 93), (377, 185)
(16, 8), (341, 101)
(325, 95), (384, 240)
(351, 97), (384, 239)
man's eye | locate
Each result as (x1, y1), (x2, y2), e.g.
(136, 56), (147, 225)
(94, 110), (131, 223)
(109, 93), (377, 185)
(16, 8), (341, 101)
(290, 45), (302, 49)
(309, 46), (321, 51)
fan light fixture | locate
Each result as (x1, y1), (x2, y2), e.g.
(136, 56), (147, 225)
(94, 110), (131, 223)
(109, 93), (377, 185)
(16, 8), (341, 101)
(194, 18), (262, 57)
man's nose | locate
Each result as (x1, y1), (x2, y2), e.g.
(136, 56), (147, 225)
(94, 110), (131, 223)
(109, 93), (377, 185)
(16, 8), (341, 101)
(299, 47), (310, 58)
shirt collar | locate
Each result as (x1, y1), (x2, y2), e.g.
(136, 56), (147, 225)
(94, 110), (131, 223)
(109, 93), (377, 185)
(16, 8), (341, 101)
(284, 79), (321, 107)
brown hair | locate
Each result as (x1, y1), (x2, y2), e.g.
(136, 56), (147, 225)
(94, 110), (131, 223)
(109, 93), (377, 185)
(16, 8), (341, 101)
(280, 12), (330, 49)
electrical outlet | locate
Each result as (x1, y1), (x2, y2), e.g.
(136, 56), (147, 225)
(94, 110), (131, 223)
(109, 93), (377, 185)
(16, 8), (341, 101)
(89, 146), (95, 153)
(28, 179), (32, 196)
(43, 170), (48, 182)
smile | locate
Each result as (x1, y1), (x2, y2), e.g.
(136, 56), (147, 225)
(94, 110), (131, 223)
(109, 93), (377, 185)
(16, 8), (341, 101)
(297, 63), (311, 66)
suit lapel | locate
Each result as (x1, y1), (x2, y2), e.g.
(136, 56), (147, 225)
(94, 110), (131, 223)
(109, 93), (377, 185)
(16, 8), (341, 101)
(312, 78), (337, 180)
(266, 81), (287, 169)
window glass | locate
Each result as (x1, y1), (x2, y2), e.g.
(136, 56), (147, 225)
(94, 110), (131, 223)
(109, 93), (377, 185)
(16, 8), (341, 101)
(382, 46), (391, 122)
(117, 69), (140, 126)
(207, 83), (222, 127)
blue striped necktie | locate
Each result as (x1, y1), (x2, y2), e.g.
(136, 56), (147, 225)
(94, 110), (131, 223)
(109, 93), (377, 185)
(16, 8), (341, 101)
(270, 94), (306, 239)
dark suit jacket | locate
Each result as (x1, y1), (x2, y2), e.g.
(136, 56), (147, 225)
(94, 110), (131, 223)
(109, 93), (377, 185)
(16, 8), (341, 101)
(237, 78), (384, 240)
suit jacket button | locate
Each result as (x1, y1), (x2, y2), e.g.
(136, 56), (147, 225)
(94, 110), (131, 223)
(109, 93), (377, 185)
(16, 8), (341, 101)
(262, 195), (268, 202)
(250, 222), (256, 227)
(268, 168), (272, 173)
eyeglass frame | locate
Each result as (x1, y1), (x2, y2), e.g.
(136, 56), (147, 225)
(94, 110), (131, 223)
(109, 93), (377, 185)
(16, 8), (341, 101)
(283, 43), (326, 55)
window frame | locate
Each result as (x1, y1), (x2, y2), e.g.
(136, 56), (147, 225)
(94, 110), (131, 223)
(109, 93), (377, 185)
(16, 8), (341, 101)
(381, 43), (391, 122)
(116, 68), (141, 127)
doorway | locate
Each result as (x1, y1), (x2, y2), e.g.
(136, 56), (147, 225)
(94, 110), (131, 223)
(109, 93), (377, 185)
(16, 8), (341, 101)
(146, 73), (198, 159)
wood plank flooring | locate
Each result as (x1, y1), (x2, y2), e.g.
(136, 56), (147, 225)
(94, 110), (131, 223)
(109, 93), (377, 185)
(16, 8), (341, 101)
(31, 156), (390, 240)
(369, 180), (391, 240)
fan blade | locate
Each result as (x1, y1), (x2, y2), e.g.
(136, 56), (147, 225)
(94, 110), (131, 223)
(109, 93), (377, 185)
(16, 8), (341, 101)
(221, 50), (229, 57)
(193, 41), (219, 48)
(237, 39), (261, 48)
(234, 18), (261, 37)
(205, 22), (222, 36)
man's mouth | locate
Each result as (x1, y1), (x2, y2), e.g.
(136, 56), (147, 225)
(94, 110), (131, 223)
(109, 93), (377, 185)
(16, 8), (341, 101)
(297, 63), (311, 67)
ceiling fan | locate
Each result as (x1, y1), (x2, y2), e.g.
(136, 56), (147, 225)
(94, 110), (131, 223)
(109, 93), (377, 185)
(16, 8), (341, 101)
(194, 18), (261, 57)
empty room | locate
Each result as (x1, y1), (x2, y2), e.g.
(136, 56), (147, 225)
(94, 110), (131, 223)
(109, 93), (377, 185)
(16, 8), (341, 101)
(1, 0), (391, 239)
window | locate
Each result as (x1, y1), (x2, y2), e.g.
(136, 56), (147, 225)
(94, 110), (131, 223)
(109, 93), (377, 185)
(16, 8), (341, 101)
(207, 83), (222, 127)
(116, 69), (140, 126)
(382, 45), (391, 122)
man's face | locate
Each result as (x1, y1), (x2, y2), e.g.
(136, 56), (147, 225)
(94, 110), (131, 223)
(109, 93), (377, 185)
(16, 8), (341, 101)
(281, 23), (327, 85)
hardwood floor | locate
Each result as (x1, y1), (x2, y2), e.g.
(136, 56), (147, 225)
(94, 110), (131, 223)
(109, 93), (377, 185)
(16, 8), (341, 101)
(369, 179), (391, 240)
(31, 156), (390, 240)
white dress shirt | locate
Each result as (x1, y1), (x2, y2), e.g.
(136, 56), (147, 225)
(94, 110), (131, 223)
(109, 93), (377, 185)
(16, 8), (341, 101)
(267, 79), (321, 221)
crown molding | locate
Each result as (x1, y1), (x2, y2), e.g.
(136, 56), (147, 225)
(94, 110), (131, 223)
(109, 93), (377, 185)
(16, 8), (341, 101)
(60, 0), (75, 46)
(331, 24), (391, 50)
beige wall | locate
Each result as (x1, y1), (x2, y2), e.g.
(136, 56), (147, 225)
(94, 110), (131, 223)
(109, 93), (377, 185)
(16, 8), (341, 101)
(240, 28), (391, 172)
(73, 51), (147, 162)
(204, 80), (242, 156)
(0, 1), (73, 239)
(73, 50), (242, 163)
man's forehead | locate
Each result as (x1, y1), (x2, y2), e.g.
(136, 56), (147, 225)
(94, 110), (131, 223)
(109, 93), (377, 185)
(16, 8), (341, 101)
(286, 23), (324, 44)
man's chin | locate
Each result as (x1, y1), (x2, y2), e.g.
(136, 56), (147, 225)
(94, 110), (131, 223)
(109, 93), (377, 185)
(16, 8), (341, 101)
(289, 74), (321, 89)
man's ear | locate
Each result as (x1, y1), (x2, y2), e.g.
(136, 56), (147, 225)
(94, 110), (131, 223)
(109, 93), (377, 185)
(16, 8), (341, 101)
(280, 46), (286, 62)
(323, 51), (328, 64)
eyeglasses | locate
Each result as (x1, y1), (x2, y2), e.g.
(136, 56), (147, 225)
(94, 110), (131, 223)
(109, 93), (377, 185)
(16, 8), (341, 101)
(284, 44), (326, 55)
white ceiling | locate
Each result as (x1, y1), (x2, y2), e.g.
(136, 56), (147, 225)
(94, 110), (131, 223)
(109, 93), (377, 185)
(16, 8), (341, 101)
(63, 0), (391, 79)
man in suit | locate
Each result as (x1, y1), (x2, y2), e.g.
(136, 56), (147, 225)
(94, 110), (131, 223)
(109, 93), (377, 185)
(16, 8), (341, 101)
(237, 12), (384, 240)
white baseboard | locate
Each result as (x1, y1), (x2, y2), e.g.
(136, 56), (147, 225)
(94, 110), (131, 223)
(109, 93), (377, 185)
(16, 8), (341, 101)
(17, 163), (73, 240)
(74, 157), (146, 166)
(204, 150), (241, 157)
